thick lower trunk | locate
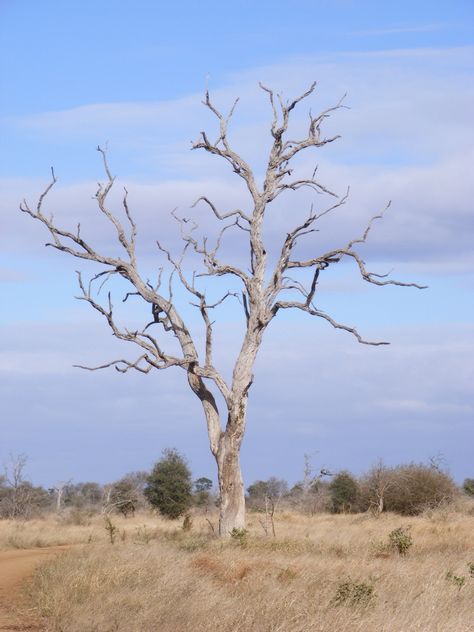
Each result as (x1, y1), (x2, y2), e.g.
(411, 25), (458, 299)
(216, 436), (246, 536)
(190, 366), (250, 537)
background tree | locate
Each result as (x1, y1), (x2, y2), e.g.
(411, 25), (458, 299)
(247, 476), (288, 536)
(52, 479), (72, 513)
(359, 461), (393, 515)
(377, 463), (457, 516)
(0, 455), (50, 519)
(21, 82), (424, 535)
(329, 471), (360, 513)
(107, 471), (148, 515)
(247, 477), (288, 511)
(144, 449), (192, 519)
(463, 478), (474, 497)
(287, 454), (332, 515)
(61, 482), (103, 511)
(108, 478), (140, 517)
(193, 477), (213, 508)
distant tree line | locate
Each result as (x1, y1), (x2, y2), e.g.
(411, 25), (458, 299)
(0, 451), (472, 522)
(0, 450), (212, 521)
(247, 461), (463, 517)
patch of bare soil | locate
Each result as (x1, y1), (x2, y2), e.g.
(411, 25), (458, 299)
(0, 546), (68, 631)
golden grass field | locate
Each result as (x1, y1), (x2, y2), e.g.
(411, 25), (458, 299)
(1, 502), (474, 632)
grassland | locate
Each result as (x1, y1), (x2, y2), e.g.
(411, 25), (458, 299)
(2, 502), (474, 632)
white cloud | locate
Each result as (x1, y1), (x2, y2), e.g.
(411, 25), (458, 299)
(1, 318), (472, 482)
(375, 399), (474, 415)
(4, 145), (471, 279)
(10, 46), (474, 161)
(3, 45), (472, 279)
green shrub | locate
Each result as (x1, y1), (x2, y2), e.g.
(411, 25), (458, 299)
(446, 571), (466, 590)
(332, 579), (375, 607)
(361, 463), (457, 516)
(144, 449), (192, 519)
(329, 471), (359, 513)
(388, 526), (413, 555)
(230, 527), (248, 546)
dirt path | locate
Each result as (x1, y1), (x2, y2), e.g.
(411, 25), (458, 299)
(0, 546), (69, 631)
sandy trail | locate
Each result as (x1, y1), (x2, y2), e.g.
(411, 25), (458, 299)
(0, 546), (68, 631)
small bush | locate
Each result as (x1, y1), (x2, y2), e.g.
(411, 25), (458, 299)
(446, 571), (466, 590)
(230, 527), (248, 546)
(104, 516), (118, 544)
(388, 526), (413, 555)
(332, 578), (375, 607)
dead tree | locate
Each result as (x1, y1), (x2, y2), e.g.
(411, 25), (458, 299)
(53, 479), (72, 513)
(21, 83), (425, 536)
(2, 454), (33, 519)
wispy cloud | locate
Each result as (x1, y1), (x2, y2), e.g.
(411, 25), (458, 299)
(355, 24), (444, 36)
(4, 140), (472, 277)
(1, 319), (473, 483)
(0, 267), (29, 282)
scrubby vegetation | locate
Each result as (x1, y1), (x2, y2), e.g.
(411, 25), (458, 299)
(0, 453), (467, 528)
(1, 452), (473, 631)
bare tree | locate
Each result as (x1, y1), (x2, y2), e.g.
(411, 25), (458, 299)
(359, 461), (388, 515)
(2, 454), (29, 518)
(1, 454), (47, 519)
(21, 83), (425, 536)
(52, 479), (72, 513)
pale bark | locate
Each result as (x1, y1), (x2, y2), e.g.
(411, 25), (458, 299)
(216, 433), (246, 536)
(21, 83), (425, 535)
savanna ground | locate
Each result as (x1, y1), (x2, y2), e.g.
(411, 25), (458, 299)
(1, 501), (474, 632)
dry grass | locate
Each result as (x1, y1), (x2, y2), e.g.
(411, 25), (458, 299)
(0, 517), (94, 550)
(0, 511), (187, 551)
(12, 503), (474, 631)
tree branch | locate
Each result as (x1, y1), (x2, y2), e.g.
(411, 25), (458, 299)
(272, 300), (389, 345)
(192, 196), (251, 224)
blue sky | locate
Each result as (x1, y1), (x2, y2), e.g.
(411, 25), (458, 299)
(1, 0), (473, 488)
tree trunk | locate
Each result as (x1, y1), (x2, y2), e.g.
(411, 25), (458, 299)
(216, 433), (246, 536)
